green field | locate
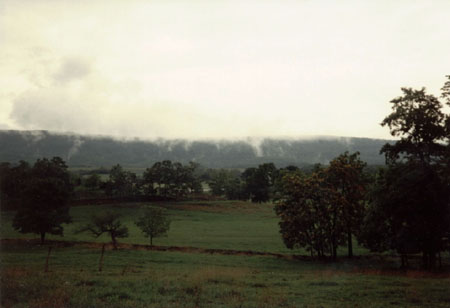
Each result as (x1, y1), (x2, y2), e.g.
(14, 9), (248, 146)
(0, 201), (368, 255)
(1, 201), (450, 307)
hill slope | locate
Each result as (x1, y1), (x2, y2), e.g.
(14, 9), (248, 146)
(0, 130), (390, 167)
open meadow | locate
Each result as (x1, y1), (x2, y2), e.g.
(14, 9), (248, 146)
(1, 201), (450, 307)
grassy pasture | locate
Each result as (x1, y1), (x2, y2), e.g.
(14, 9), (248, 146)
(0, 201), (368, 256)
(2, 243), (450, 307)
(1, 201), (450, 307)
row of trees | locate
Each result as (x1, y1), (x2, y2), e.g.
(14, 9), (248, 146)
(77, 206), (171, 249)
(275, 76), (450, 268)
(81, 161), (203, 199)
(0, 157), (172, 245)
(77, 161), (298, 202)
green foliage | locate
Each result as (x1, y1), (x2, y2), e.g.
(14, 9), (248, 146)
(326, 152), (367, 257)
(105, 164), (139, 197)
(242, 163), (278, 203)
(275, 169), (345, 258)
(11, 157), (73, 243)
(78, 212), (129, 249)
(207, 169), (248, 200)
(135, 206), (171, 246)
(275, 153), (368, 259)
(143, 160), (202, 199)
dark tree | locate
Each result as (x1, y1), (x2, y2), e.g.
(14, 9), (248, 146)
(208, 169), (231, 196)
(106, 164), (137, 197)
(363, 77), (450, 268)
(84, 173), (102, 191)
(143, 160), (202, 199)
(0, 161), (30, 209)
(135, 206), (171, 246)
(78, 212), (129, 249)
(242, 163), (278, 203)
(12, 157), (73, 244)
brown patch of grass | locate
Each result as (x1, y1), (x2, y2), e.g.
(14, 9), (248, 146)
(190, 266), (250, 285)
(257, 289), (292, 308)
(28, 287), (71, 308)
(164, 200), (274, 214)
(1, 267), (72, 308)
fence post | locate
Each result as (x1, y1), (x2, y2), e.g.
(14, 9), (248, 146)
(99, 244), (105, 272)
(44, 246), (52, 272)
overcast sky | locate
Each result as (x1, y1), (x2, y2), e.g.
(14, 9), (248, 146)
(1, 0), (449, 140)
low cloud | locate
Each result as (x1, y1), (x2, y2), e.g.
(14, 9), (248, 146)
(10, 88), (98, 131)
(53, 57), (92, 84)
(0, 123), (11, 130)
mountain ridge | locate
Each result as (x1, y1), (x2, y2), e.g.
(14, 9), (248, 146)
(0, 130), (391, 168)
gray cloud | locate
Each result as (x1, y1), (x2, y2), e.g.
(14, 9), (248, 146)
(10, 89), (97, 132)
(0, 123), (11, 129)
(53, 57), (91, 84)
(2, 1), (450, 140)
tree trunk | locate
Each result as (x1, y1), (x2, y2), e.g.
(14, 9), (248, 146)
(111, 235), (117, 250)
(347, 231), (353, 258)
(150, 236), (153, 247)
(40, 232), (46, 244)
(331, 233), (337, 260)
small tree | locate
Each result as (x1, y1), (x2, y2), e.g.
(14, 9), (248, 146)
(78, 212), (129, 249)
(135, 206), (171, 246)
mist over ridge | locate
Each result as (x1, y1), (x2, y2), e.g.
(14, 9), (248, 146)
(0, 130), (390, 168)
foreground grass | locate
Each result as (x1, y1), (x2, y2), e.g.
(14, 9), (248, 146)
(2, 243), (450, 308)
(2, 201), (450, 307)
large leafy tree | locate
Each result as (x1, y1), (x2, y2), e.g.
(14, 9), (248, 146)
(326, 152), (367, 258)
(363, 76), (450, 268)
(275, 168), (345, 259)
(12, 157), (73, 244)
(359, 163), (448, 267)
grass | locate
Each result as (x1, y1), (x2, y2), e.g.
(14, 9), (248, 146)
(2, 243), (450, 307)
(0, 200), (368, 256)
(1, 200), (450, 307)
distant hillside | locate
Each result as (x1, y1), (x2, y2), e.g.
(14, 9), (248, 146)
(0, 130), (390, 168)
